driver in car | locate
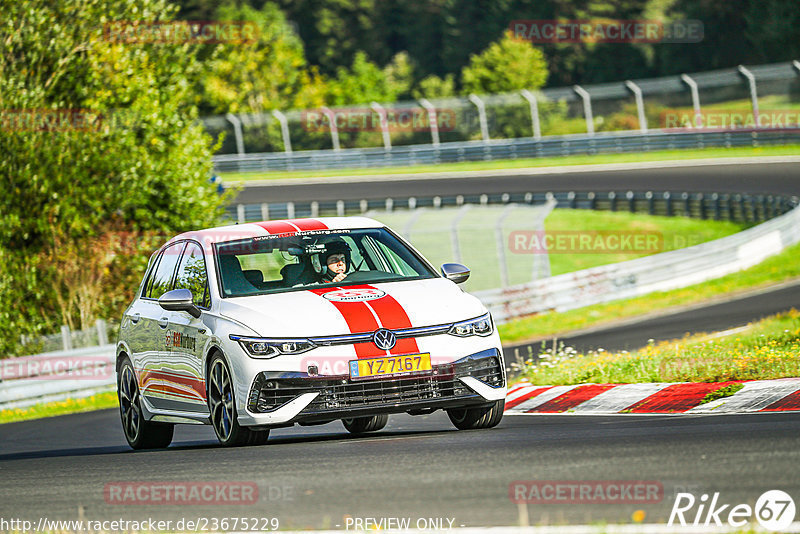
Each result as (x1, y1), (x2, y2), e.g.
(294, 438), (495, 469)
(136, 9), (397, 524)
(314, 238), (352, 284)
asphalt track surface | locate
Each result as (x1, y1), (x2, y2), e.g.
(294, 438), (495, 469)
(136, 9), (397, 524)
(1, 409), (799, 528)
(2, 160), (799, 530)
(232, 161), (800, 204)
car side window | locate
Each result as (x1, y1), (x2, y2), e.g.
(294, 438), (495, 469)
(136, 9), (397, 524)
(174, 242), (210, 308)
(147, 242), (185, 299)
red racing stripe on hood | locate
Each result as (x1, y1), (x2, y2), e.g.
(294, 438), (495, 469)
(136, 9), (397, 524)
(346, 284), (420, 355)
(308, 288), (383, 358)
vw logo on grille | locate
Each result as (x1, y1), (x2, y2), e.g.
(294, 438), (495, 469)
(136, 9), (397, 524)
(372, 328), (396, 350)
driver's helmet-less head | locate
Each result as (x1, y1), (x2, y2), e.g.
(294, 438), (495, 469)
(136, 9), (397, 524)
(311, 237), (351, 281)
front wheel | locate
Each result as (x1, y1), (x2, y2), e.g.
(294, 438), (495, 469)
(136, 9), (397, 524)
(342, 414), (389, 434)
(446, 400), (504, 430)
(207, 353), (269, 447)
(118, 357), (174, 450)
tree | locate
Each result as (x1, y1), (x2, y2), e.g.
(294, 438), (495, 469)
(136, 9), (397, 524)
(200, 3), (327, 114)
(0, 0), (230, 354)
(461, 31), (548, 94)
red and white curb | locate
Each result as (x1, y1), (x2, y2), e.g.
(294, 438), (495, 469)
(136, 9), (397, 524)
(504, 378), (800, 414)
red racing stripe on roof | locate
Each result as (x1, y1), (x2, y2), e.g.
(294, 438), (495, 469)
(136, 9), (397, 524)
(291, 219), (329, 231)
(254, 221), (298, 234)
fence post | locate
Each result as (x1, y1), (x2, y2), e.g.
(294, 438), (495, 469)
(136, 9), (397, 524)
(311, 201), (319, 217)
(418, 99), (440, 146)
(370, 102), (391, 150)
(468, 94), (490, 143)
(336, 200), (345, 216)
(287, 201), (296, 219)
(61, 325), (72, 351)
(237, 204), (245, 224)
(495, 205), (515, 287)
(451, 205), (472, 264)
(96, 319), (108, 346)
(573, 85), (594, 135)
(680, 74), (702, 128)
(271, 110), (292, 153)
(624, 81), (648, 133)
(224, 113), (246, 156)
(320, 106), (341, 150)
(737, 65), (760, 127)
(520, 90), (542, 139)
(261, 203), (270, 221)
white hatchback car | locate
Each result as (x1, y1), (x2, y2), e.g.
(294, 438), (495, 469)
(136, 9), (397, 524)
(116, 217), (506, 449)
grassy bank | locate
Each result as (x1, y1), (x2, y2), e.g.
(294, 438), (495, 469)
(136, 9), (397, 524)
(0, 391), (117, 425)
(220, 145), (800, 182)
(517, 310), (800, 385)
(498, 241), (800, 344)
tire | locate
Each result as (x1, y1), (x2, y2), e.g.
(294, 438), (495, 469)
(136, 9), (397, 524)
(207, 353), (270, 447)
(342, 414), (389, 434)
(118, 357), (174, 450)
(446, 400), (505, 430)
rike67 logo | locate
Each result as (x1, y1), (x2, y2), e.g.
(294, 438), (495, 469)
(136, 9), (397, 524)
(669, 490), (796, 531)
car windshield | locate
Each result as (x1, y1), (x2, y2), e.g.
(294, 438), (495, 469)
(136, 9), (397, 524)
(214, 228), (438, 297)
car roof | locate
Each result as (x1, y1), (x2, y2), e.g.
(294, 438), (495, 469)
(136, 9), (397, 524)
(166, 217), (385, 252)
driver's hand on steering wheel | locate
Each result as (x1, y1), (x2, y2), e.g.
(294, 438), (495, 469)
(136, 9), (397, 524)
(332, 272), (347, 283)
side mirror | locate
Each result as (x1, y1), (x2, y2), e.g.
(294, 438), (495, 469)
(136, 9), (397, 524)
(441, 263), (470, 284)
(159, 288), (202, 318)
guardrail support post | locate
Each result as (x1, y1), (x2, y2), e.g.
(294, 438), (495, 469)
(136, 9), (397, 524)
(468, 94), (490, 143)
(418, 99), (440, 146)
(271, 110), (292, 153)
(646, 191), (654, 215)
(698, 193), (706, 220)
(61, 325), (72, 351)
(320, 106), (341, 151)
(624, 81), (647, 133)
(337, 200), (345, 216)
(608, 191), (617, 211)
(225, 113), (246, 156)
(573, 85), (594, 135)
(626, 191), (635, 213)
(680, 74), (702, 128)
(520, 90), (542, 139)
(261, 203), (270, 221)
(237, 204), (245, 224)
(664, 192), (672, 217)
(370, 102), (392, 150)
(682, 192), (691, 217)
(711, 193), (720, 220)
(96, 319), (108, 346)
(737, 65), (760, 127)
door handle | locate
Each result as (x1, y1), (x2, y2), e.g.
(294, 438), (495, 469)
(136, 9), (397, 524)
(130, 313), (141, 324)
(158, 317), (170, 329)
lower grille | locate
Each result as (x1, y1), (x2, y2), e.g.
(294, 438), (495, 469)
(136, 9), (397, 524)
(248, 351), (503, 414)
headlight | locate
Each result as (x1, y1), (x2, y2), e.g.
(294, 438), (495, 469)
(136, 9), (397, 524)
(448, 313), (493, 337)
(229, 335), (316, 358)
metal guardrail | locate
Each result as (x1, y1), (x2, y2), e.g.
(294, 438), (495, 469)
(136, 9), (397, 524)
(0, 345), (115, 410)
(226, 189), (798, 225)
(213, 128), (800, 173)
(476, 203), (800, 324)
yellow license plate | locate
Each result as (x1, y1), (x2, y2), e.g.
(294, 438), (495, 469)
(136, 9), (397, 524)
(349, 353), (432, 380)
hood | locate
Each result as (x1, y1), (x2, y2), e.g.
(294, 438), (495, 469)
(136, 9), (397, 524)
(218, 278), (486, 338)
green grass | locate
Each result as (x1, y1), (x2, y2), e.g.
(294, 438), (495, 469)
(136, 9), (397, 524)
(220, 144), (800, 182)
(518, 310), (800, 385)
(368, 208), (747, 292)
(499, 241), (800, 344)
(0, 391), (117, 424)
(699, 383), (745, 404)
(543, 210), (747, 276)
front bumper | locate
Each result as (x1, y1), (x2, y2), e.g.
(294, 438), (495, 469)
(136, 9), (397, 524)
(237, 349), (505, 427)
